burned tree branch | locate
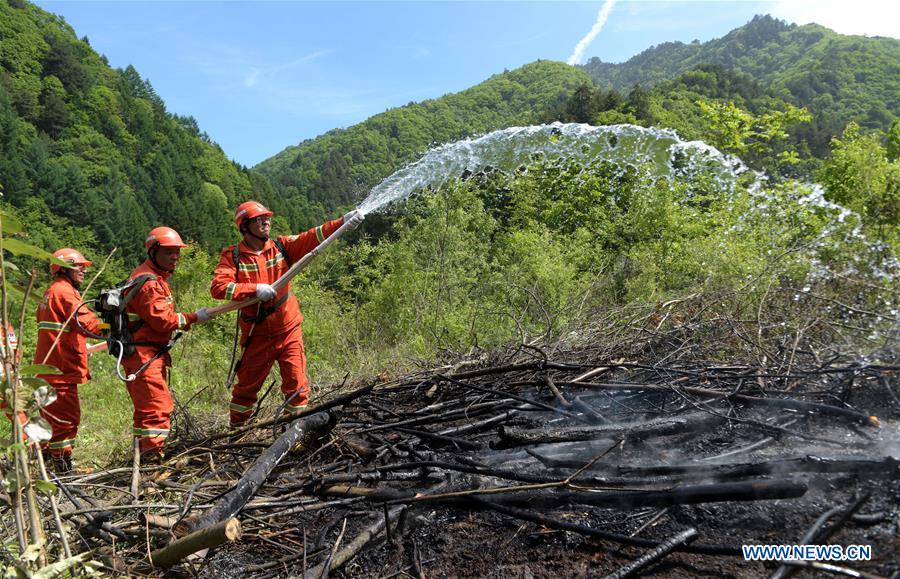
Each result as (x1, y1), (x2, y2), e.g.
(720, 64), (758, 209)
(176, 411), (333, 535)
(603, 527), (698, 578)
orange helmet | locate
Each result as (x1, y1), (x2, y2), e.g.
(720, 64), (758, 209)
(50, 248), (92, 275)
(144, 226), (187, 250)
(234, 201), (273, 229)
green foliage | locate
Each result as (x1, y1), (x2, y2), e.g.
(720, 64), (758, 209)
(818, 123), (900, 248)
(695, 99), (811, 168)
(274, 151), (895, 375)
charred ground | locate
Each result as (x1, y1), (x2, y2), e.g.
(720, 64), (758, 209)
(27, 295), (900, 578)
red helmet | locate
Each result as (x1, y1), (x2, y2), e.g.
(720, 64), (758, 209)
(234, 201), (273, 229)
(50, 248), (92, 275)
(144, 226), (187, 250)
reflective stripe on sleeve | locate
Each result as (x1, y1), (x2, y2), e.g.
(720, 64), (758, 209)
(38, 321), (70, 333)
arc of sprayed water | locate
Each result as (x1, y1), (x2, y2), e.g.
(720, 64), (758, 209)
(357, 122), (752, 215)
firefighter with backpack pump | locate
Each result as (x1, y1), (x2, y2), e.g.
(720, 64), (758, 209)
(33, 248), (101, 473)
(123, 227), (210, 461)
(210, 201), (364, 427)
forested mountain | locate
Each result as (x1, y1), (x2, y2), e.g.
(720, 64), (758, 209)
(255, 61), (591, 220)
(0, 0), (308, 263)
(2, 1), (896, 264)
(581, 15), (899, 149)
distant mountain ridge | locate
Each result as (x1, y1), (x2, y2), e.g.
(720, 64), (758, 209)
(255, 61), (591, 220)
(260, 15), (898, 218)
(581, 15), (899, 133)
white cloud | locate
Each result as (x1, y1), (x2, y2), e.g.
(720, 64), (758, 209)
(767, 0), (899, 38)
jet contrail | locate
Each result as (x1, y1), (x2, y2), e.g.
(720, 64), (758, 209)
(567, 0), (618, 66)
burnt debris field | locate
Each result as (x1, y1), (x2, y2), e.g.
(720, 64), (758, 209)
(38, 299), (900, 578)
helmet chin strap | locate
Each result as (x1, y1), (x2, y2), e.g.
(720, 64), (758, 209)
(241, 220), (269, 244)
(58, 269), (81, 289)
(148, 244), (175, 272)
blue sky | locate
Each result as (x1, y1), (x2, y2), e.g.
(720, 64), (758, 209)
(34, 1), (896, 167)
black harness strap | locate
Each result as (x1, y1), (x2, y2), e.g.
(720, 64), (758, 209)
(226, 239), (294, 387)
(232, 239), (292, 323)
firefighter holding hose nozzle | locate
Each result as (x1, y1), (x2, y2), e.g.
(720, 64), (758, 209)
(210, 201), (364, 428)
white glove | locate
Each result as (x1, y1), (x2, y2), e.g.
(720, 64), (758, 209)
(256, 283), (276, 301)
(194, 308), (210, 324)
(343, 209), (365, 230)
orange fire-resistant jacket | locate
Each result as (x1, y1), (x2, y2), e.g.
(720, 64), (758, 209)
(126, 259), (198, 362)
(210, 218), (343, 337)
(34, 277), (101, 384)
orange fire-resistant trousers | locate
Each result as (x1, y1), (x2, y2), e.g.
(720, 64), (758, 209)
(230, 323), (309, 426)
(40, 383), (80, 457)
(123, 355), (173, 455)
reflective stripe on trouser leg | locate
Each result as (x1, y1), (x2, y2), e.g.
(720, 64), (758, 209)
(40, 382), (80, 457)
(124, 357), (173, 454)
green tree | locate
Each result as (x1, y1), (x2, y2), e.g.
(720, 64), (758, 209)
(696, 99), (811, 169)
(818, 122), (900, 245)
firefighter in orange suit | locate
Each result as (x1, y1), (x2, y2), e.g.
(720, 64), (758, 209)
(33, 248), (101, 471)
(210, 201), (364, 427)
(124, 227), (209, 459)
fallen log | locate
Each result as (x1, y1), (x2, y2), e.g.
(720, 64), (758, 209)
(614, 456), (899, 481)
(494, 413), (724, 448)
(139, 513), (179, 529)
(176, 411), (334, 536)
(202, 384), (370, 444)
(381, 479), (807, 510)
(336, 479), (806, 510)
(484, 480), (808, 510)
(770, 493), (870, 579)
(146, 517), (241, 569)
(572, 395), (609, 423)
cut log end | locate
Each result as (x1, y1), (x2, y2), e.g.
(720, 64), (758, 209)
(147, 517), (243, 569)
